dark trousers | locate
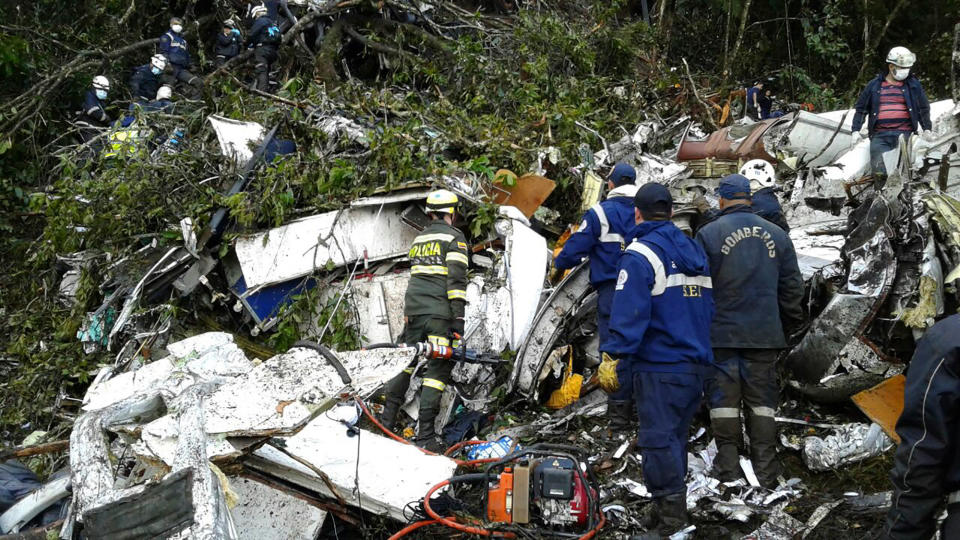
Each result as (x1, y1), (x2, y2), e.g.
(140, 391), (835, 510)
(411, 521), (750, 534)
(869, 130), (910, 178)
(706, 348), (780, 485)
(254, 46), (278, 90)
(633, 370), (703, 497)
(382, 314), (453, 438)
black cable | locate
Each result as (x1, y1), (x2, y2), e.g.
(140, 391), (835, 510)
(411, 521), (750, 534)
(364, 342), (400, 349)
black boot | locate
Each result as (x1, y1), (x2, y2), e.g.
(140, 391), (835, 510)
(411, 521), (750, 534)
(379, 399), (401, 432)
(632, 494), (688, 539)
(415, 386), (445, 453)
(608, 399), (633, 432)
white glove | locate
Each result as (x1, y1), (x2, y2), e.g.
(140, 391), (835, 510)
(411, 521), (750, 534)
(850, 131), (863, 147)
(919, 127), (937, 142)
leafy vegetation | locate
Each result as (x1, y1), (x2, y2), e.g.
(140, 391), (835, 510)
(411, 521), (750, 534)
(0, 0), (958, 441)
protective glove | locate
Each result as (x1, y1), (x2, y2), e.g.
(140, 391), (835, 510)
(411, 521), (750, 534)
(597, 352), (620, 394)
(231, 28), (241, 37)
(919, 127), (937, 142)
(850, 131), (863, 148)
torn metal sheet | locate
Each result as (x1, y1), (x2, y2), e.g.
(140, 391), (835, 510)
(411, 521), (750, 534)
(230, 476), (326, 540)
(742, 504), (805, 539)
(82, 332), (252, 412)
(802, 422), (894, 472)
(246, 415), (457, 521)
(676, 118), (781, 163)
(772, 110), (855, 168)
(511, 262), (592, 398)
(492, 173), (556, 218)
(787, 197), (897, 384)
(315, 115), (369, 146)
(208, 115), (265, 165)
(801, 499), (843, 538)
(234, 205), (420, 289)
(203, 347), (416, 437)
(348, 271), (409, 346)
(81, 469), (194, 540)
(0, 475), (70, 534)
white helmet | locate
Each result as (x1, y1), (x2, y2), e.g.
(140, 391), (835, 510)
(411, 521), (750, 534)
(251, 4), (268, 17)
(739, 159), (776, 191)
(156, 85), (172, 100)
(886, 46), (916, 68)
(151, 54), (167, 70)
(92, 75), (110, 92)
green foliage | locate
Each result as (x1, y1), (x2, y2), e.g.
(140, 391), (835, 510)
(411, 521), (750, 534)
(801, 0), (852, 69)
(0, 34), (30, 80)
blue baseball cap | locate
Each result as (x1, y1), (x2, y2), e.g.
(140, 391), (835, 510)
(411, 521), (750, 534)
(634, 182), (673, 217)
(716, 174), (752, 200)
(607, 162), (637, 187)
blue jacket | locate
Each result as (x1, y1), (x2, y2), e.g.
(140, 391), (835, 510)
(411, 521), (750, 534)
(695, 205), (804, 349)
(602, 221), (715, 373)
(129, 64), (161, 101)
(81, 89), (110, 125)
(215, 30), (242, 58)
(852, 74), (932, 136)
(159, 30), (190, 67)
(247, 16), (281, 48)
(886, 314), (960, 539)
(751, 187), (789, 232)
(554, 185), (638, 285)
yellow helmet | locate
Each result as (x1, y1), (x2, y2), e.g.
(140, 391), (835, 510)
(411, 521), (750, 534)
(426, 189), (459, 215)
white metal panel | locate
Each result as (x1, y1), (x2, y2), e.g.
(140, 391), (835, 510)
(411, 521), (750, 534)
(247, 416), (457, 521)
(207, 115), (265, 165)
(234, 205), (420, 289)
(230, 477), (326, 540)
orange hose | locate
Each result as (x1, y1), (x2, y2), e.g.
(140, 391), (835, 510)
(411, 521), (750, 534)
(387, 519), (440, 540)
(355, 398), (500, 467)
(422, 479), (515, 538)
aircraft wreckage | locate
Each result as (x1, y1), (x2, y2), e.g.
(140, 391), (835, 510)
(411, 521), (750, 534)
(6, 99), (960, 538)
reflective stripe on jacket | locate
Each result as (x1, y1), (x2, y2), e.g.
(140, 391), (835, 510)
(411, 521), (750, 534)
(554, 184), (638, 285)
(404, 221), (469, 320)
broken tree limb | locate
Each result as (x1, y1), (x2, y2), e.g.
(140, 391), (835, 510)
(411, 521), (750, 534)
(681, 58), (720, 131)
(0, 439), (69, 461)
(345, 25), (418, 61)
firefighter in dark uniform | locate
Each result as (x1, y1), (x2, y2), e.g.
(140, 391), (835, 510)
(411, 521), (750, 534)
(247, 5), (281, 91)
(381, 189), (469, 451)
(884, 314), (960, 540)
(695, 174), (804, 488)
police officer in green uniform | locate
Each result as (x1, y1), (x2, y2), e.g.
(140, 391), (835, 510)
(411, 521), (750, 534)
(381, 189), (469, 451)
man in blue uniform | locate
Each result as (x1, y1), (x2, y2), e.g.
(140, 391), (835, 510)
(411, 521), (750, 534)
(554, 162), (638, 432)
(129, 54), (167, 103)
(884, 314), (960, 540)
(599, 183), (714, 537)
(214, 20), (242, 67)
(158, 17), (202, 93)
(247, 5), (282, 91)
(695, 174), (804, 488)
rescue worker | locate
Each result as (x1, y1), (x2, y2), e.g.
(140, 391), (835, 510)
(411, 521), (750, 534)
(129, 54), (167, 103)
(695, 174), (804, 488)
(214, 19), (242, 67)
(247, 5), (282, 91)
(746, 80), (763, 121)
(554, 162), (638, 432)
(380, 190), (469, 452)
(739, 159), (789, 232)
(77, 76), (112, 143)
(143, 85), (174, 113)
(158, 17), (203, 92)
(599, 183), (714, 538)
(851, 46), (932, 184)
(884, 314), (960, 540)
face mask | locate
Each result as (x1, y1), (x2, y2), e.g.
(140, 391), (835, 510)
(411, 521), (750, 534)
(171, 24), (183, 33)
(95, 89), (108, 100)
(151, 66), (162, 75)
(893, 68), (910, 81)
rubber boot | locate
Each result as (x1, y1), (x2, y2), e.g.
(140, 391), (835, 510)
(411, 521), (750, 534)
(380, 371), (411, 431)
(633, 494), (688, 539)
(608, 399), (633, 432)
(414, 386), (444, 453)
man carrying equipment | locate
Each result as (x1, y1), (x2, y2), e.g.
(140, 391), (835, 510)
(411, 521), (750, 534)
(381, 189), (469, 452)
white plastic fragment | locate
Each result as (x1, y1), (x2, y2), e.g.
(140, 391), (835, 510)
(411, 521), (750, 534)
(207, 115), (265, 165)
(739, 456), (761, 488)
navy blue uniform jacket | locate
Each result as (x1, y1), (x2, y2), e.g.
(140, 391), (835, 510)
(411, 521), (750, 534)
(602, 221), (714, 373)
(695, 205), (804, 349)
(158, 30), (190, 67)
(129, 64), (161, 101)
(751, 187), (789, 232)
(554, 185), (637, 285)
(852, 74), (931, 136)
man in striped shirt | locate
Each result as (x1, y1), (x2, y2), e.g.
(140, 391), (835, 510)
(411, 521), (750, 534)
(851, 46), (932, 184)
